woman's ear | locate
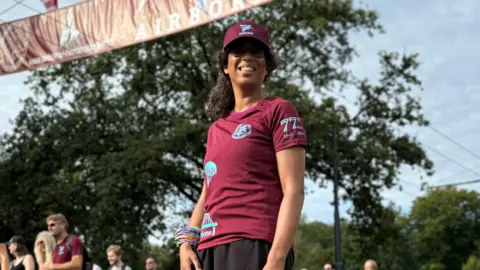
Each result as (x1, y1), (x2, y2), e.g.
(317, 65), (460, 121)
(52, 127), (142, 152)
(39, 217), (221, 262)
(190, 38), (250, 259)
(223, 52), (229, 75)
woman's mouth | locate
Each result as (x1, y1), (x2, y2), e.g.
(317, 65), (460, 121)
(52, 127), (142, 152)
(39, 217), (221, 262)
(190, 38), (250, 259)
(238, 66), (256, 72)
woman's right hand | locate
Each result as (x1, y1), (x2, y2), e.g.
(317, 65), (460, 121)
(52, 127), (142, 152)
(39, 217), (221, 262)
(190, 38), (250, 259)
(179, 243), (202, 270)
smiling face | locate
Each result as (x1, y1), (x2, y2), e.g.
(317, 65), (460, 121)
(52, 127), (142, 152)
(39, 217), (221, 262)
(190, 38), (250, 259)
(47, 219), (65, 238)
(107, 251), (119, 265)
(223, 38), (268, 91)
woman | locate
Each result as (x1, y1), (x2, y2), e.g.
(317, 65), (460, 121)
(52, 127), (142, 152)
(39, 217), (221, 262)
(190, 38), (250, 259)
(176, 21), (307, 270)
(6, 236), (35, 270)
(33, 231), (56, 266)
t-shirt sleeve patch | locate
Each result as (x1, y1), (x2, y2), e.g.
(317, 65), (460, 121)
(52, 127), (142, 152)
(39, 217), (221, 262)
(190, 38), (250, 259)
(70, 236), (84, 256)
(269, 101), (307, 152)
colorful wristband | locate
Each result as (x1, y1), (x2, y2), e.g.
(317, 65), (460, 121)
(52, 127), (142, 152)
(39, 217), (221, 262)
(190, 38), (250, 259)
(174, 226), (201, 248)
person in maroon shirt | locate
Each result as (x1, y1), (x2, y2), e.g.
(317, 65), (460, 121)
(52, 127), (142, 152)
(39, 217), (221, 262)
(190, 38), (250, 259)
(40, 213), (83, 270)
(177, 21), (307, 270)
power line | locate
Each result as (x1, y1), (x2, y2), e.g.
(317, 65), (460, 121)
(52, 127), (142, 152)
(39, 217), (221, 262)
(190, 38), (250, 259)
(429, 178), (480, 189)
(327, 83), (480, 182)
(325, 91), (480, 188)
(0, 0), (24, 17)
(324, 89), (468, 190)
(399, 179), (422, 190)
(323, 89), (433, 194)
(424, 143), (480, 178)
(429, 125), (480, 161)
(436, 163), (480, 183)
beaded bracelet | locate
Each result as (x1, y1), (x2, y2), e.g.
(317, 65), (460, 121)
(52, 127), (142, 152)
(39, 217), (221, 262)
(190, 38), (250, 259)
(174, 226), (201, 248)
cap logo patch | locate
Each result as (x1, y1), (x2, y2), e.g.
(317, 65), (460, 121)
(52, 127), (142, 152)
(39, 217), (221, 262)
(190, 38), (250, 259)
(239, 24), (254, 35)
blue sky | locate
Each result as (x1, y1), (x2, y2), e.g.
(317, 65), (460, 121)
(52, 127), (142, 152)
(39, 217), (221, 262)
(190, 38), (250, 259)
(1, 0), (480, 230)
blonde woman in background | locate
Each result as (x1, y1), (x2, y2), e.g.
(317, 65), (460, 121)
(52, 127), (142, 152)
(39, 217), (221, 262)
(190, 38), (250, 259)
(34, 231), (56, 266)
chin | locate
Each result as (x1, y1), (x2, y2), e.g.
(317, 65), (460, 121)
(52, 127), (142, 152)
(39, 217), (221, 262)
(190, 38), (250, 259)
(237, 78), (262, 86)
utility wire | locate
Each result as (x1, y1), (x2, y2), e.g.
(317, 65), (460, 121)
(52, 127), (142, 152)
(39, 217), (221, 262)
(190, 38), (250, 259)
(329, 84), (480, 187)
(428, 125), (480, 161)
(436, 163), (480, 183)
(423, 143), (480, 178)
(429, 178), (480, 189)
(0, 0), (24, 17)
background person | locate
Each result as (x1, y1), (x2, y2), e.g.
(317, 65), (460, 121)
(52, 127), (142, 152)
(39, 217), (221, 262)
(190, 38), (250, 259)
(7, 236), (35, 270)
(364, 259), (378, 270)
(106, 245), (131, 270)
(324, 263), (336, 270)
(43, 213), (83, 270)
(144, 257), (156, 270)
(34, 231), (56, 266)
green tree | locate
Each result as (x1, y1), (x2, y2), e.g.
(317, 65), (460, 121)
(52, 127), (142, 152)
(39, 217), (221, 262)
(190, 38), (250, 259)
(140, 240), (180, 270)
(421, 263), (446, 270)
(463, 256), (480, 270)
(294, 216), (335, 269)
(0, 0), (433, 266)
(343, 205), (414, 270)
(409, 187), (480, 270)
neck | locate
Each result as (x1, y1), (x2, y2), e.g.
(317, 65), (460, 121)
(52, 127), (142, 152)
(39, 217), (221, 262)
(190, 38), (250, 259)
(232, 85), (262, 112)
(56, 232), (68, 244)
(114, 260), (122, 267)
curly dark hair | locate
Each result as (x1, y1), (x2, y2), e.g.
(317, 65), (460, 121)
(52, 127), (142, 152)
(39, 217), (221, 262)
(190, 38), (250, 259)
(205, 48), (279, 120)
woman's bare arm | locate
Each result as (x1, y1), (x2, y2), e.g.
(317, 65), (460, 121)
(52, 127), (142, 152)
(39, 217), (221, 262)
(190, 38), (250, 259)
(267, 146), (305, 265)
(188, 184), (206, 228)
(23, 254), (35, 270)
(0, 243), (10, 270)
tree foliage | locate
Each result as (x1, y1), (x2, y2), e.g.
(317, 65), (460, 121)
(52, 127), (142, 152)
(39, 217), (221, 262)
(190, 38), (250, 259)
(409, 188), (480, 270)
(290, 188), (480, 270)
(463, 256), (480, 270)
(0, 0), (432, 265)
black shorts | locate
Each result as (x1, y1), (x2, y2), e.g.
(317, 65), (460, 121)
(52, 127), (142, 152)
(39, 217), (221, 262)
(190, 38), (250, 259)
(195, 238), (294, 270)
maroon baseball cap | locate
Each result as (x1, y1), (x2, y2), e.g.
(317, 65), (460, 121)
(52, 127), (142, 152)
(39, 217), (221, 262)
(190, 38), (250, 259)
(223, 21), (270, 50)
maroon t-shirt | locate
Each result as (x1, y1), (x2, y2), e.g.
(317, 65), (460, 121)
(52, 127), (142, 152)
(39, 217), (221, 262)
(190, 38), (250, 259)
(52, 235), (83, 264)
(197, 97), (307, 250)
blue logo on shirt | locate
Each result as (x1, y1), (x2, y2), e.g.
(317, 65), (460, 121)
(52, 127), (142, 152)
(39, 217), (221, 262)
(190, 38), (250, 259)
(59, 246), (65, 255)
(232, 124), (252, 139)
(205, 161), (217, 186)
